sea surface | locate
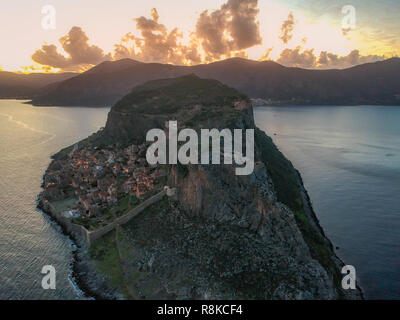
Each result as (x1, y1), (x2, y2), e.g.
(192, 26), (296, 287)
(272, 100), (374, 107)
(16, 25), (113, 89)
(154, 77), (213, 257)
(254, 105), (400, 300)
(0, 100), (110, 299)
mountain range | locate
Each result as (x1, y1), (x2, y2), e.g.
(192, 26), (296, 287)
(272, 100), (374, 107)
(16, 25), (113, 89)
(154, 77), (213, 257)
(1, 57), (400, 106)
(0, 71), (77, 99)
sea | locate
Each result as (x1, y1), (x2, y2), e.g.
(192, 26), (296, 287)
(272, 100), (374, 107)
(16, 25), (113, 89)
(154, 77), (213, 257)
(0, 100), (110, 299)
(254, 105), (400, 299)
(0, 100), (398, 299)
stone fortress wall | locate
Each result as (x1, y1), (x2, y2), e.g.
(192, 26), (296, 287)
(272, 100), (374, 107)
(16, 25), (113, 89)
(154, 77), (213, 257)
(44, 186), (176, 246)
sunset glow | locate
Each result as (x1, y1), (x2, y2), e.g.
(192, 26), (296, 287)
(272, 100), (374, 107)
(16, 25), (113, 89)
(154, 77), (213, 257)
(0, 0), (399, 72)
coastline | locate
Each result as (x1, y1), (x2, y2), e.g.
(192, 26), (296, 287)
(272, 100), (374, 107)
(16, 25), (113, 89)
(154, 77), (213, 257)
(37, 162), (364, 300)
(36, 198), (113, 300)
(294, 169), (364, 299)
(34, 83), (364, 299)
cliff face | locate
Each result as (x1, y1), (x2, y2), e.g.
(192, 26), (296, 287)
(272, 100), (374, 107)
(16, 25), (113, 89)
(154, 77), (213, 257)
(169, 164), (337, 299)
(65, 75), (361, 299)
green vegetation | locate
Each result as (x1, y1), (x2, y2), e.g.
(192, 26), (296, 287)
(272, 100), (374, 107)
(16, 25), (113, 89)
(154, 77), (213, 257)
(113, 194), (139, 217)
(155, 175), (167, 187)
(183, 109), (241, 128)
(114, 74), (247, 114)
(88, 198), (171, 299)
(255, 127), (303, 212)
(52, 75), (250, 155)
(88, 231), (131, 298)
(74, 216), (91, 230)
(176, 162), (189, 177)
(73, 195), (140, 230)
(292, 209), (343, 294)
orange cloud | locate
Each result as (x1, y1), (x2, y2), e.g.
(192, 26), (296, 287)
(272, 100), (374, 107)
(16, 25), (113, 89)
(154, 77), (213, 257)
(31, 27), (111, 71)
(276, 47), (385, 69)
(114, 0), (261, 65)
(29, 0), (394, 72)
(114, 8), (201, 65)
(279, 12), (295, 44)
(21, 64), (55, 73)
(277, 46), (316, 68)
(260, 47), (273, 61)
(195, 0), (261, 61)
(318, 50), (385, 69)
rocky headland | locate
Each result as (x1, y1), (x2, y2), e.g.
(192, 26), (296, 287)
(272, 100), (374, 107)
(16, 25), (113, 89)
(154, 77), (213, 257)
(38, 74), (362, 299)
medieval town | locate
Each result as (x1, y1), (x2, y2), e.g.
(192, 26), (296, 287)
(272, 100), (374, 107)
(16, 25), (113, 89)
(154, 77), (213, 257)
(41, 142), (166, 229)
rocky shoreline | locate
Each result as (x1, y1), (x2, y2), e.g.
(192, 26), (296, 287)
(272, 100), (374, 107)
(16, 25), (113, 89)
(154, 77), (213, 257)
(37, 198), (118, 300)
(38, 165), (364, 300)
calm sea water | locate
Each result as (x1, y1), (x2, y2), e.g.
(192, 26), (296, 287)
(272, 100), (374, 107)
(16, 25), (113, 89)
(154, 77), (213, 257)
(0, 100), (110, 299)
(255, 105), (400, 300)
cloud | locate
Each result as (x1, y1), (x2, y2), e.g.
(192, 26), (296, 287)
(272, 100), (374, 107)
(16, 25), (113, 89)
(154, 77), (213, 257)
(113, 8), (201, 65)
(34, 0), (262, 70)
(276, 47), (385, 69)
(260, 47), (273, 61)
(31, 44), (69, 69)
(31, 27), (111, 71)
(318, 50), (385, 69)
(150, 7), (159, 22)
(279, 12), (295, 44)
(115, 1), (261, 64)
(21, 64), (54, 73)
(277, 46), (316, 68)
(30, 0), (390, 72)
(195, 0), (261, 61)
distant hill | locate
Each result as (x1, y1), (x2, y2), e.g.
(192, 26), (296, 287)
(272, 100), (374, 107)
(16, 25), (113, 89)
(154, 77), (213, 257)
(18, 57), (400, 106)
(0, 71), (77, 99)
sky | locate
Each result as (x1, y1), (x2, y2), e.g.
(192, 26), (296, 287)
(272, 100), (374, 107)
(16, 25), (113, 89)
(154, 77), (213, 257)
(0, 0), (399, 72)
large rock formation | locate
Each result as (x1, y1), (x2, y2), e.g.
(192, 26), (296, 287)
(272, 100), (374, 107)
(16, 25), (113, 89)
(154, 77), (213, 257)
(67, 75), (362, 299)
